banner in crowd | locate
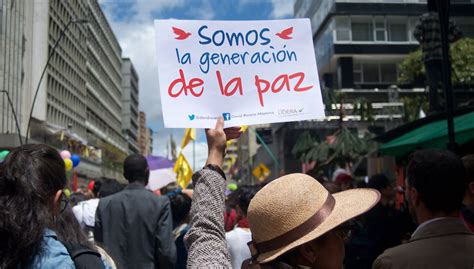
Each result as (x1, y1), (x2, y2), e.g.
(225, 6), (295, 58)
(154, 19), (325, 128)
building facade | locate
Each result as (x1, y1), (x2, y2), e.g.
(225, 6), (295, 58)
(0, 0), (140, 179)
(137, 111), (153, 156)
(250, 0), (474, 178)
(121, 58), (139, 154)
(0, 0), (27, 146)
(85, 0), (127, 153)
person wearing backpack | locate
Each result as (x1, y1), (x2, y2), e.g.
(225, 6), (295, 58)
(54, 203), (116, 269)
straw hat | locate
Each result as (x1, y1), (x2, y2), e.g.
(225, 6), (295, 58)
(247, 173), (380, 264)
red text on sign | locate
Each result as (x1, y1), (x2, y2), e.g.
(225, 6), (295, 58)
(216, 71), (243, 96)
(168, 69), (204, 98)
(255, 72), (313, 107)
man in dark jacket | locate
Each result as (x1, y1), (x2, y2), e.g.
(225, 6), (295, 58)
(95, 154), (176, 269)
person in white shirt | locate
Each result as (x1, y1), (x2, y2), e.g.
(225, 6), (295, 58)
(73, 178), (123, 240)
(226, 185), (259, 268)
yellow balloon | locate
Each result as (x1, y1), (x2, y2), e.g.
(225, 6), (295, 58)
(63, 188), (71, 197)
(64, 158), (73, 171)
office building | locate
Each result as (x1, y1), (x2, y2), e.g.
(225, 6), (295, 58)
(251, 0), (474, 177)
(0, 0), (140, 179)
(0, 0), (28, 146)
(137, 111), (153, 156)
(121, 58), (140, 154)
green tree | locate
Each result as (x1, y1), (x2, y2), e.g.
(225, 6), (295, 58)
(398, 38), (474, 85)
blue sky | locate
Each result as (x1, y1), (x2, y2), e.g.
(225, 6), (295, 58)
(99, 0), (294, 166)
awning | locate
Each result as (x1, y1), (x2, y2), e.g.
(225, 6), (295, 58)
(379, 111), (474, 157)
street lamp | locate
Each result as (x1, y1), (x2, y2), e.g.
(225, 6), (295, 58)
(436, 0), (457, 151)
(0, 90), (22, 145)
(25, 19), (88, 144)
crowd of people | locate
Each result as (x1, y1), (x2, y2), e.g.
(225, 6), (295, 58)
(1, 117), (473, 269)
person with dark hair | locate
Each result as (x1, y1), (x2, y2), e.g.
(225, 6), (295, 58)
(374, 149), (474, 269)
(73, 178), (123, 240)
(168, 189), (193, 269)
(54, 204), (116, 269)
(69, 192), (86, 207)
(0, 144), (73, 268)
(94, 154), (176, 269)
(226, 185), (259, 269)
(92, 180), (103, 198)
(97, 178), (124, 198)
(461, 154), (474, 231)
(362, 174), (407, 266)
(413, 0), (462, 113)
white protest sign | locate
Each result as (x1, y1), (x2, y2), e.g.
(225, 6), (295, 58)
(154, 19), (325, 128)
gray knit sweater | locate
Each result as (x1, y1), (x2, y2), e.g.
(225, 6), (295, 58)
(184, 169), (232, 268)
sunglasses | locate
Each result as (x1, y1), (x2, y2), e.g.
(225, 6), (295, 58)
(59, 192), (69, 214)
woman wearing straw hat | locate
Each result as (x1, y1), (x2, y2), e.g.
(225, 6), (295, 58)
(184, 118), (380, 268)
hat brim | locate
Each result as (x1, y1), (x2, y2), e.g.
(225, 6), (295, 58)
(256, 188), (380, 264)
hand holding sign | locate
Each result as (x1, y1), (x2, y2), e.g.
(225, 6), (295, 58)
(205, 117), (242, 168)
(154, 19), (325, 128)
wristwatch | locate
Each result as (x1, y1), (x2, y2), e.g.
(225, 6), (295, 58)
(203, 164), (226, 180)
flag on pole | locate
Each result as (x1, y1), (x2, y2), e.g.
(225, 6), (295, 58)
(174, 152), (193, 188)
(180, 128), (196, 149)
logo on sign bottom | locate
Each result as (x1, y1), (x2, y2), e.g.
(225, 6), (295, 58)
(222, 113), (231, 121)
(188, 114), (195, 121)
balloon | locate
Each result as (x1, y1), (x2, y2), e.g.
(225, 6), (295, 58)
(60, 150), (71, 159)
(71, 154), (81, 168)
(0, 150), (10, 161)
(63, 188), (71, 197)
(64, 158), (73, 171)
(227, 183), (238, 191)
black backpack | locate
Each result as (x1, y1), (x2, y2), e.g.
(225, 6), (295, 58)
(62, 242), (106, 269)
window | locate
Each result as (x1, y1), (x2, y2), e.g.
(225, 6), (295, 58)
(335, 17), (351, 41)
(374, 16), (386, 41)
(388, 17), (408, 41)
(381, 64), (397, 83)
(353, 62), (399, 84)
(352, 17), (374, 41)
(363, 63), (379, 83)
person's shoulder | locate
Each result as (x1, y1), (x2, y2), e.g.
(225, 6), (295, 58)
(31, 230), (75, 269)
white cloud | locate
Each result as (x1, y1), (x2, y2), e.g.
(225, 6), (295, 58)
(270, 0), (294, 19)
(182, 141), (209, 170)
(189, 0), (215, 20)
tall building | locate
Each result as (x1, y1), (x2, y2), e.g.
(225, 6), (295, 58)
(0, 0), (140, 179)
(251, 0), (474, 177)
(121, 58), (139, 154)
(0, 0), (27, 146)
(137, 111), (153, 156)
(85, 0), (127, 153)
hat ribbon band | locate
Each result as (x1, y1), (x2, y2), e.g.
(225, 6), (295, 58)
(252, 193), (336, 255)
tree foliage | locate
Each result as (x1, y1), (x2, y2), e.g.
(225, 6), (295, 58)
(292, 127), (373, 169)
(398, 38), (474, 85)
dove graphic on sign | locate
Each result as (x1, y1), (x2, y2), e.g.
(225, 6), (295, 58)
(276, 27), (293, 40)
(172, 27), (192, 40)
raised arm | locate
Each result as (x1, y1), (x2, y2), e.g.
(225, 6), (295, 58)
(184, 117), (241, 268)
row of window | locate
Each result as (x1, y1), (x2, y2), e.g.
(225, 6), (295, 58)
(332, 15), (474, 43)
(87, 30), (122, 98)
(87, 15), (122, 83)
(89, 1), (122, 63)
(353, 62), (399, 84)
(49, 48), (86, 91)
(86, 108), (126, 148)
(48, 76), (86, 119)
(87, 58), (122, 113)
(47, 101), (87, 137)
(334, 16), (418, 42)
(86, 89), (122, 132)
